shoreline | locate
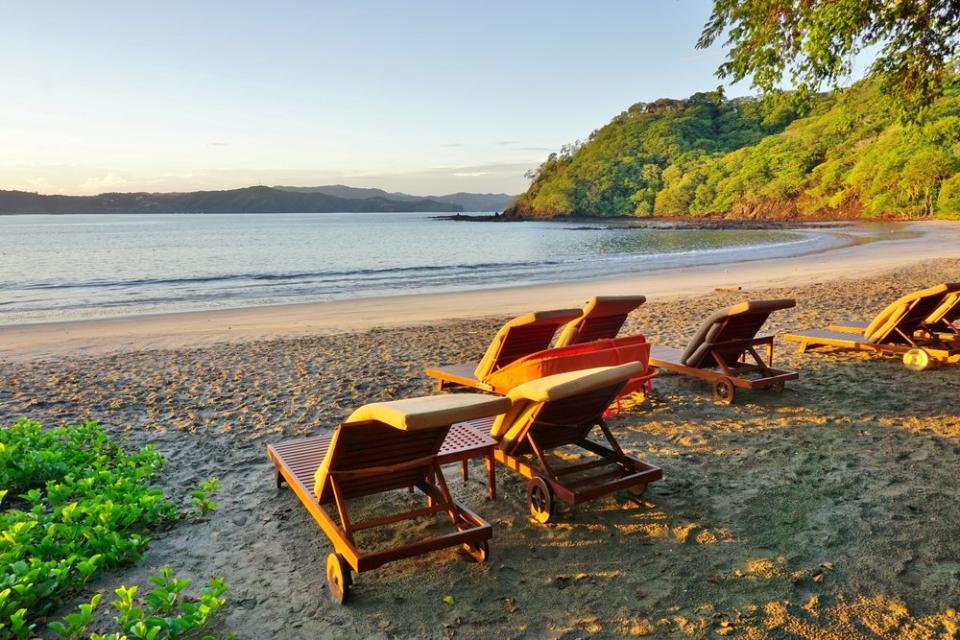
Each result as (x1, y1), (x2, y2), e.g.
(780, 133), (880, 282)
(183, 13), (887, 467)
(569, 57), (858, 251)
(433, 213), (860, 229)
(2, 220), (958, 362)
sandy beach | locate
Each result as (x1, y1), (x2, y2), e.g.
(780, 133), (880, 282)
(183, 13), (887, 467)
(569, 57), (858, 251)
(2, 228), (960, 638)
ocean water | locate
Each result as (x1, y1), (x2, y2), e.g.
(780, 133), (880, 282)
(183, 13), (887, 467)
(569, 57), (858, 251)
(0, 212), (841, 324)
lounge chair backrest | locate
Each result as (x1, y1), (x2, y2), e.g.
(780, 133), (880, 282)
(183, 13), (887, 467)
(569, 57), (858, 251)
(680, 299), (796, 368)
(863, 284), (950, 343)
(474, 308), (582, 380)
(490, 363), (641, 450)
(315, 423), (447, 502)
(314, 394), (510, 502)
(555, 295), (647, 347)
(925, 283), (960, 328)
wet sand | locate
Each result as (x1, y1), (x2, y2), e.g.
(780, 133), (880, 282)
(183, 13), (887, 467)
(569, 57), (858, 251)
(3, 253), (960, 638)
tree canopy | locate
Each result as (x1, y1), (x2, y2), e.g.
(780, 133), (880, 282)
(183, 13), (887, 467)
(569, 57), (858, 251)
(506, 77), (960, 219)
(698, 0), (960, 121)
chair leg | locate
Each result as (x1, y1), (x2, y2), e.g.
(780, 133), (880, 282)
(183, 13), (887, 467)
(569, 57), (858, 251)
(486, 453), (497, 500)
(461, 459), (469, 483)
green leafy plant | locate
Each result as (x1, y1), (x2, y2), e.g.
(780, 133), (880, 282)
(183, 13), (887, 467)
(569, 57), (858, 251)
(0, 420), (177, 638)
(189, 479), (222, 516)
(50, 567), (230, 640)
(47, 594), (101, 640)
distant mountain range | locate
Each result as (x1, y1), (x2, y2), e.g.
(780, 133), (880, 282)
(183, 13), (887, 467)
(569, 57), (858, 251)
(274, 185), (515, 212)
(0, 185), (515, 215)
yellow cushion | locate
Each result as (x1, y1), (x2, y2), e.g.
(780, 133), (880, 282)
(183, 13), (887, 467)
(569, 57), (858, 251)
(580, 295), (646, 318)
(864, 283), (949, 342)
(473, 308), (582, 379)
(555, 295), (646, 346)
(506, 362), (643, 403)
(346, 393), (511, 431)
(495, 401), (541, 448)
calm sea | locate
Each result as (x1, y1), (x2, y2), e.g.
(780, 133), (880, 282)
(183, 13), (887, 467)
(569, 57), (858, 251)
(0, 212), (839, 324)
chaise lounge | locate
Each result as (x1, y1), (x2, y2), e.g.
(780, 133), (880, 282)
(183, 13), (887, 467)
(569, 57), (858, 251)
(649, 299), (799, 403)
(459, 362), (662, 523)
(783, 283), (960, 371)
(267, 393), (510, 603)
(426, 296), (652, 397)
(825, 283), (960, 343)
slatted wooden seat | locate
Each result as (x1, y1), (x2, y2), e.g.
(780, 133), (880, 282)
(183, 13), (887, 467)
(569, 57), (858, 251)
(267, 393), (510, 603)
(649, 299), (799, 403)
(459, 363), (662, 524)
(785, 284), (960, 371)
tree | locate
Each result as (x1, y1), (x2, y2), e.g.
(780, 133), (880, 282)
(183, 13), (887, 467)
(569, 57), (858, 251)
(698, 0), (960, 121)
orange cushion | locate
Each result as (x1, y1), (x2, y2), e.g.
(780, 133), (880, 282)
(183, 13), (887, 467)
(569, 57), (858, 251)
(484, 335), (650, 393)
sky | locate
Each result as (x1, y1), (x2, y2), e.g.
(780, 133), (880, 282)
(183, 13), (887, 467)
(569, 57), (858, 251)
(0, 1), (872, 196)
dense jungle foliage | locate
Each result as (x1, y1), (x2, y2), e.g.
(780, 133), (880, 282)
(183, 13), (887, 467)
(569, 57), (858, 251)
(507, 78), (960, 219)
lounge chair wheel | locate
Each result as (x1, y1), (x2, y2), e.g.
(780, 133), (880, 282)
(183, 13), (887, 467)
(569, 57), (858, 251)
(903, 348), (933, 372)
(326, 553), (352, 604)
(712, 378), (735, 404)
(769, 381), (785, 394)
(461, 540), (489, 563)
(527, 477), (554, 524)
(627, 483), (647, 499)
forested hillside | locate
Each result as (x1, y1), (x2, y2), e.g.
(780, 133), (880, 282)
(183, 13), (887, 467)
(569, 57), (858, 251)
(0, 186), (458, 215)
(507, 78), (960, 219)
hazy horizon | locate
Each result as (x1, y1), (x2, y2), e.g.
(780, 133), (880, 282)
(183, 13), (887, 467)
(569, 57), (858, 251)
(2, 1), (875, 197)
(0, 181), (516, 198)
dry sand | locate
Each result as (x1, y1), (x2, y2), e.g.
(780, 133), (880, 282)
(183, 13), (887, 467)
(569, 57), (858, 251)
(2, 235), (960, 638)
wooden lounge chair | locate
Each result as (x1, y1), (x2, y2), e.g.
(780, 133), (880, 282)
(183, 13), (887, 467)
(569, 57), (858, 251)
(826, 283), (960, 342)
(426, 308), (582, 391)
(649, 299), (799, 403)
(784, 283), (960, 371)
(267, 393), (510, 603)
(460, 362), (662, 523)
(554, 295), (647, 347)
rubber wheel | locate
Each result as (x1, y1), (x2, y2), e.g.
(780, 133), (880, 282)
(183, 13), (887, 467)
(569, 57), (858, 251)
(903, 348), (933, 372)
(461, 539), (490, 563)
(527, 477), (554, 524)
(712, 378), (736, 404)
(769, 381), (785, 394)
(326, 553), (352, 604)
(627, 483), (647, 499)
